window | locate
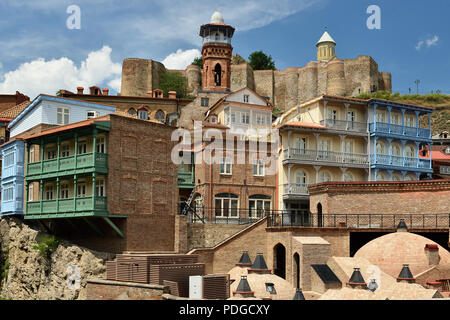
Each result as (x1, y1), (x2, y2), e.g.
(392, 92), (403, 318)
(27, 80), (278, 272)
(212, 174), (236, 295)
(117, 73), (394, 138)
(347, 111), (355, 122)
(376, 173), (385, 181)
(201, 98), (209, 107)
(265, 283), (276, 295)
(138, 109), (148, 120)
(392, 145), (401, 156)
(405, 115), (414, 127)
(57, 107), (70, 125)
(28, 184), (34, 201)
(210, 116), (217, 123)
(391, 114), (400, 125)
(295, 138), (307, 152)
(96, 137), (106, 153)
(344, 141), (353, 154)
(405, 145), (415, 158)
(319, 171), (331, 183)
(404, 175), (413, 181)
(78, 142), (87, 155)
(128, 108), (136, 116)
(253, 159), (265, 176)
(215, 33), (220, 41)
(243, 95), (249, 103)
(155, 110), (165, 123)
(296, 171), (307, 185)
(29, 145), (35, 163)
(249, 195), (271, 218)
(46, 185), (54, 200)
(47, 149), (56, 160)
(86, 111), (98, 119)
(215, 193), (238, 218)
(376, 112), (385, 123)
(446, 147), (450, 155)
(61, 144), (70, 158)
(392, 175), (401, 182)
(318, 140), (329, 159)
(77, 183), (86, 198)
(3, 183), (14, 201)
(60, 184), (69, 199)
(327, 109), (337, 122)
(220, 157), (232, 175)
(4, 151), (14, 167)
(376, 142), (384, 154)
(96, 179), (105, 197)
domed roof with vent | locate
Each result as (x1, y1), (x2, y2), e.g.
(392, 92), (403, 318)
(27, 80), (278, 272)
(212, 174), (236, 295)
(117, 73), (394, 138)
(211, 10), (224, 24)
(354, 232), (450, 278)
(317, 30), (336, 45)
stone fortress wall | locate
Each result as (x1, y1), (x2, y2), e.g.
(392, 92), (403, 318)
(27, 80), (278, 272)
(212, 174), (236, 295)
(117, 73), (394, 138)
(120, 55), (392, 112)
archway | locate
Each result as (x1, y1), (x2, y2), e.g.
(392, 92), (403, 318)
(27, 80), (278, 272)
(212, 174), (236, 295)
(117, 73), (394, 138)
(273, 243), (286, 279)
(214, 63), (222, 86)
(317, 203), (323, 227)
(293, 253), (300, 288)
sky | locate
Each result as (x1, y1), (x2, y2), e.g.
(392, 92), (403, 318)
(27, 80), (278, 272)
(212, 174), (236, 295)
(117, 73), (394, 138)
(0, 0), (448, 100)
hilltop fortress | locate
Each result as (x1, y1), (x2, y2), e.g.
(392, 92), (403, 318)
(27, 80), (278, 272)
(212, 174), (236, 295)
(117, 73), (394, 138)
(120, 11), (392, 127)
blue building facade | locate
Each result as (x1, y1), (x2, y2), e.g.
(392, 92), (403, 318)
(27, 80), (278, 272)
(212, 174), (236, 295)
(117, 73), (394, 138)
(368, 99), (433, 181)
(1, 139), (25, 215)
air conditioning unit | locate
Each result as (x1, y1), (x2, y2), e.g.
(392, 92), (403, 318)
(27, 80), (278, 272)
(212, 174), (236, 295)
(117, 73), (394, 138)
(87, 111), (99, 119)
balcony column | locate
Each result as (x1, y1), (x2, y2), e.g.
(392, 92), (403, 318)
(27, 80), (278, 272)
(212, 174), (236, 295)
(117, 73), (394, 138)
(314, 133), (320, 160)
(93, 128), (97, 167)
(374, 136), (378, 164)
(287, 130), (292, 156)
(373, 104), (377, 132)
(401, 109), (406, 135)
(374, 169), (379, 181)
(428, 143), (432, 169)
(25, 181), (29, 213)
(74, 132), (78, 169)
(339, 135), (346, 163)
(40, 140), (45, 174)
(401, 140), (406, 166)
(40, 180), (44, 212)
(387, 106), (392, 133)
(314, 166), (321, 183)
(92, 172), (97, 209)
(387, 170), (394, 182)
(344, 104), (350, 130)
(57, 136), (61, 171)
(323, 101), (328, 127)
(73, 175), (77, 212)
(56, 177), (60, 212)
(415, 111), (420, 137)
(401, 171), (407, 181)
(428, 114), (432, 138)
(387, 138), (392, 165)
(415, 141), (421, 168)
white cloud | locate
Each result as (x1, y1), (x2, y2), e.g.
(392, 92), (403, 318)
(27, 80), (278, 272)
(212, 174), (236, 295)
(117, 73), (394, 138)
(0, 46), (121, 99)
(162, 49), (201, 70)
(416, 35), (439, 51)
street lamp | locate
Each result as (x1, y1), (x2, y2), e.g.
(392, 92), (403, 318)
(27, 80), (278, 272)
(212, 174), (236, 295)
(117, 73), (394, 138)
(414, 79), (420, 94)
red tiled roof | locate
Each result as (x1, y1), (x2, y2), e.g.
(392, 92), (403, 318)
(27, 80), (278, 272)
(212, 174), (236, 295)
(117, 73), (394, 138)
(419, 149), (450, 161)
(0, 100), (30, 119)
(282, 122), (328, 129)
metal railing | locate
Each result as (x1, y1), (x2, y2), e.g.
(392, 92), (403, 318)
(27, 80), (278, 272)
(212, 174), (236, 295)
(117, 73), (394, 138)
(284, 183), (309, 196)
(181, 206), (269, 225)
(320, 120), (367, 133)
(371, 154), (431, 169)
(369, 122), (431, 139)
(284, 149), (369, 165)
(267, 212), (450, 229)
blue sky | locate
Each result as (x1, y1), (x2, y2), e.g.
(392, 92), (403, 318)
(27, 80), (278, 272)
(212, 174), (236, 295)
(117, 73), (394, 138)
(0, 0), (448, 99)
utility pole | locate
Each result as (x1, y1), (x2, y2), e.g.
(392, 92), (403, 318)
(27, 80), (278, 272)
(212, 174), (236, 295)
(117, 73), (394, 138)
(414, 79), (420, 94)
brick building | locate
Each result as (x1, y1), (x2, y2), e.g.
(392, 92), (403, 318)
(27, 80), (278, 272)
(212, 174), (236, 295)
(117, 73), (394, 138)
(19, 114), (179, 253)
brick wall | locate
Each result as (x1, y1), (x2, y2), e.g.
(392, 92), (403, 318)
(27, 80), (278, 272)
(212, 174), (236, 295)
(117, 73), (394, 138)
(86, 279), (169, 300)
(187, 223), (248, 251)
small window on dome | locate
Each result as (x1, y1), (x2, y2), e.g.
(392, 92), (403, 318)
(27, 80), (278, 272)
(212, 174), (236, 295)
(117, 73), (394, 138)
(215, 33), (220, 41)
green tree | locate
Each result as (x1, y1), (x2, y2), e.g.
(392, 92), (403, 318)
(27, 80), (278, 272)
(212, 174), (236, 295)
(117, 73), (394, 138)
(159, 71), (188, 98)
(191, 56), (203, 69)
(248, 51), (276, 70)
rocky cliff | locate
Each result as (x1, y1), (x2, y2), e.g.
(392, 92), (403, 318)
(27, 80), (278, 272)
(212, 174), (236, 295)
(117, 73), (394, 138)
(0, 217), (114, 300)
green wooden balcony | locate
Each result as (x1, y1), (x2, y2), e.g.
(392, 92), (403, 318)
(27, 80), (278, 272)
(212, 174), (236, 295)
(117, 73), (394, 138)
(25, 196), (108, 219)
(178, 172), (195, 189)
(27, 153), (108, 180)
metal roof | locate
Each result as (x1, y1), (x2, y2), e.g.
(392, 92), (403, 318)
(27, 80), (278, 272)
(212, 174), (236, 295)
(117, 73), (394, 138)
(311, 265), (342, 284)
(398, 264), (415, 279)
(293, 288), (305, 300)
(235, 276), (252, 293)
(348, 268), (366, 285)
(237, 251), (252, 265)
(251, 253), (268, 270)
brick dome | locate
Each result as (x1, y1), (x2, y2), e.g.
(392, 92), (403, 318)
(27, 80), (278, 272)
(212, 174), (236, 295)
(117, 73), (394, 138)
(354, 232), (450, 278)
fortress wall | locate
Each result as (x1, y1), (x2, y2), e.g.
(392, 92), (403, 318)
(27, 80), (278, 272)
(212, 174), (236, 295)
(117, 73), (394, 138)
(298, 63), (318, 103)
(253, 70), (275, 105)
(317, 63), (329, 96)
(343, 56), (374, 96)
(121, 58), (166, 97)
(326, 60), (346, 96)
(283, 68), (300, 111)
(230, 63), (255, 92)
(186, 65), (202, 96)
(379, 71), (392, 92)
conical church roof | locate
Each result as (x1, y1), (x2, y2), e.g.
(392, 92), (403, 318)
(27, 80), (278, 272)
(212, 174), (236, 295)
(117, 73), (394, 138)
(317, 31), (336, 45)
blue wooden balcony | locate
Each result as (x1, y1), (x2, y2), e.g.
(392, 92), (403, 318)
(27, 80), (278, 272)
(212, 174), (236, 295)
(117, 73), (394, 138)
(283, 149), (369, 168)
(369, 122), (431, 140)
(370, 154), (432, 171)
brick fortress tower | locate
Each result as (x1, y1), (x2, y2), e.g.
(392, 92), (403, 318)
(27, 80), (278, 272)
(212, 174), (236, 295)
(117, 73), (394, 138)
(199, 10), (235, 92)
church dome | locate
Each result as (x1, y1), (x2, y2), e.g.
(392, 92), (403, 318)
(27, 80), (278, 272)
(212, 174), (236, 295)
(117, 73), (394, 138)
(210, 10), (224, 24)
(354, 232), (450, 278)
(317, 31), (336, 46)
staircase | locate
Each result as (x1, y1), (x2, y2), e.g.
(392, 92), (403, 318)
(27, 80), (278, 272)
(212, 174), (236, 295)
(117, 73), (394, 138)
(181, 189), (205, 223)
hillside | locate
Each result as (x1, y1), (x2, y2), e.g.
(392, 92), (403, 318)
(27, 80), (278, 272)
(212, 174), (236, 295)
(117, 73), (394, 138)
(355, 92), (450, 135)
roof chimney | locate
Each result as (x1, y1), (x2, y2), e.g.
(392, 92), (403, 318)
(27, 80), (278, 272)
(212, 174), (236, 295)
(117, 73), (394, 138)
(293, 288), (305, 300)
(396, 219), (408, 232)
(425, 244), (440, 265)
(232, 276), (255, 298)
(168, 91), (177, 99)
(248, 253), (271, 274)
(346, 268), (367, 289)
(102, 88), (109, 96)
(397, 264), (415, 283)
(236, 251), (252, 267)
(77, 87), (84, 95)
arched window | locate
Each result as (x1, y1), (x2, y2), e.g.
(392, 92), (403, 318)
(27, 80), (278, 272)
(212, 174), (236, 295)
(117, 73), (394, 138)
(376, 142), (384, 154)
(214, 63), (222, 86)
(405, 145), (415, 158)
(128, 108), (136, 116)
(376, 172), (385, 181)
(215, 193), (238, 218)
(138, 108), (148, 120)
(319, 171), (331, 183)
(392, 175), (401, 182)
(295, 171), (307, 185)
(215, 33), (220, 41)
(249, 195), (271, 218)
(155, 110), (165, 123)
(392, 145), (401, 156)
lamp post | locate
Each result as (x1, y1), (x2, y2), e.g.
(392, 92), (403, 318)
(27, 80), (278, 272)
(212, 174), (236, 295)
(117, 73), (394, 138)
(414, 79), (420, 94)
